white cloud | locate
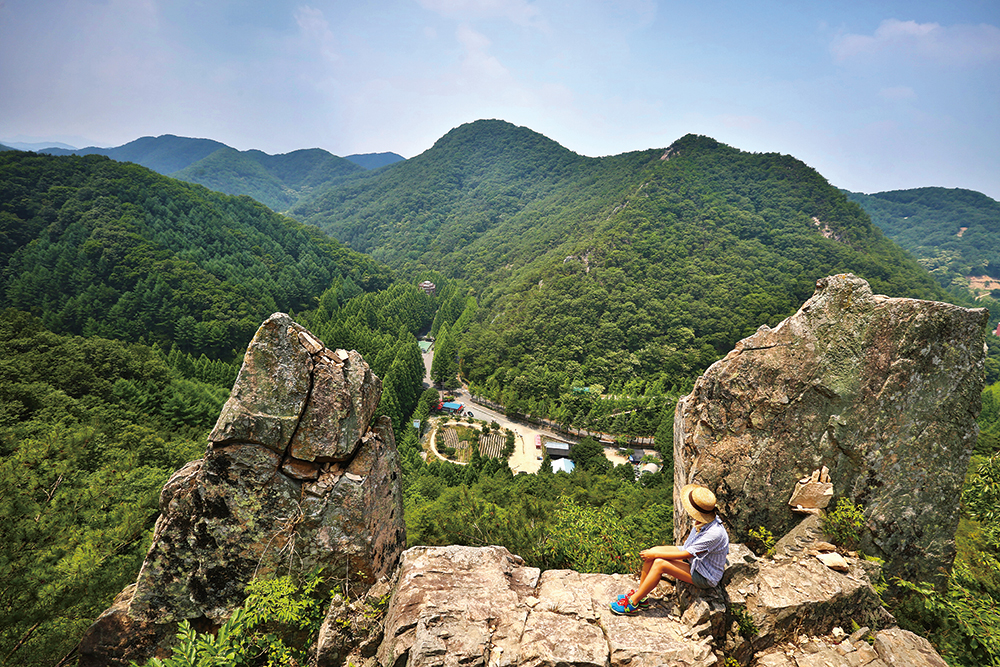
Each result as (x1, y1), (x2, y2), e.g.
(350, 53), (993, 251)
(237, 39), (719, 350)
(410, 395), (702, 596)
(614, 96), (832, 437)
(832, 19), (1000, 66)
(295, 5), (339, 63)
(417, 0), (544, 28)
(456, 23), (509, 79)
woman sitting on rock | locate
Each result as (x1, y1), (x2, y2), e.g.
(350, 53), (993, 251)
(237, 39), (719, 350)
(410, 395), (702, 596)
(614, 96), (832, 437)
(610, 484), (730, 615)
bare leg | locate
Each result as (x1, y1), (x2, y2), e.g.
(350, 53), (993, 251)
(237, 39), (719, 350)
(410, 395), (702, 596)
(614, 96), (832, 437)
(630, 558), (693, 606)
(639, 556), (653, 582)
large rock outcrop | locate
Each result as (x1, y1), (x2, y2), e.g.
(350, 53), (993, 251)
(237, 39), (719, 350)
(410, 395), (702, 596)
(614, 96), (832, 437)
(376, 545), (718, 667)
(78, 313), (405, 665)
(368, 543), (947, 667)
(673, 274), (987, 583)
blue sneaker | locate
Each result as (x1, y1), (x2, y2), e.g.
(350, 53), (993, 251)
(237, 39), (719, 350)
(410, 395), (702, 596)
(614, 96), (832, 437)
(617, 590), (653, 609)
(609, 595), (641, 615)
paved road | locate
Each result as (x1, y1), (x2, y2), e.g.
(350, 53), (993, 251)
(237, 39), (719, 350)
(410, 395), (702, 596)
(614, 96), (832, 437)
(419, 344), (628, 473)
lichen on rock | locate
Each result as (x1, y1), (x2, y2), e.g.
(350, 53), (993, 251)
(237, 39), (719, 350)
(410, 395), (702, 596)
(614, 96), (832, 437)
(77, 313), (405, 666)
(673, 274), (988, 584)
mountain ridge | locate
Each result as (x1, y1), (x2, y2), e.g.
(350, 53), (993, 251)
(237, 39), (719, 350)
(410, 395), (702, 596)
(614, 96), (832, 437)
(33, 135), (405, 211)
(846, 186), (1000, 328)
(288, 120), (949, 422)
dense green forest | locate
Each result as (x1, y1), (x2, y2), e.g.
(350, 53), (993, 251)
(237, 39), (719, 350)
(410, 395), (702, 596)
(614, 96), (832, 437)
(0, 309), (232, 664)
(3, 125), (1000, 666)
(0, 150), (431, 665)
(295, 121), (948, 428)
(0, 151), (392, 358)
(170, 146), (363, 212)
(848, 187), (1000, 328)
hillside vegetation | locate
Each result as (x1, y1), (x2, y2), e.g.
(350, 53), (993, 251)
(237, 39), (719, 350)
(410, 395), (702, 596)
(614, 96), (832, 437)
(297, 120), (948, 424)
(0, 151), (392, 357)
(0, 150), (436, 665)
(847, 187), (1000, 324)
(171, 147), (364, 211)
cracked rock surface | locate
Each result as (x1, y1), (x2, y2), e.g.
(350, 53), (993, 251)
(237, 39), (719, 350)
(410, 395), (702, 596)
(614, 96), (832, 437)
(673, 274), (987, 584)
(377, 545), (717, 667)
(78, 313), (405, 666)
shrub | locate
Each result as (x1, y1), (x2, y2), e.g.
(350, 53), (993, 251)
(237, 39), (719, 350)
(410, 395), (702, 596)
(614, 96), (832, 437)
(894, 565), (1000, 667)
(748, 526), (776, 557)
(822, 497), (866, 549)
(544, 497), (640, 574)
(731, 605), (758, 639)
(137, 570), (328, 667)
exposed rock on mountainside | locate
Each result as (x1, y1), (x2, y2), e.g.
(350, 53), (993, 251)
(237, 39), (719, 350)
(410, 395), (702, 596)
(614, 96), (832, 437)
(673, 274), (988, 584)
(370, 543), (945, 667)
(376, 545), (717, 667)
(77, 313), (405, 666)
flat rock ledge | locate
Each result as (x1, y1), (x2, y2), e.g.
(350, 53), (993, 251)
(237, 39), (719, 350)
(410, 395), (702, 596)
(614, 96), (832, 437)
(375, 545), (716, 667)
(362, 544), (947, 667)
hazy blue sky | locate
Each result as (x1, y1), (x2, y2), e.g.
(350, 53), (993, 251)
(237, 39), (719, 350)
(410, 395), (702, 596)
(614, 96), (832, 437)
(1, 0), (998, 198)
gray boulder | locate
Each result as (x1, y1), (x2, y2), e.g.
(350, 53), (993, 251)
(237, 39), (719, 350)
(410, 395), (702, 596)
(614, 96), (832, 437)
(77, 313), (405, 666)
(673, 274), (987, 584)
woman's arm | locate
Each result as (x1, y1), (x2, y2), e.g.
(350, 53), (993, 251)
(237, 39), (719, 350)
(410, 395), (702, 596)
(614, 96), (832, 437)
(639, 546), (692, 560)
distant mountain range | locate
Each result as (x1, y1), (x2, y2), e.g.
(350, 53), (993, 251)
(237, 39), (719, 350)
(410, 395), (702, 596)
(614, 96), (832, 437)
(5, 118), (999, 423)
(3, 135), (405, 212)
(1, 139), (80, 151)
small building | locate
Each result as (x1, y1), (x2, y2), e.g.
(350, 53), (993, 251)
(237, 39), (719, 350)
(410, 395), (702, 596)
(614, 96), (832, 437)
(419, 280), (436, 296)
(439, 401), (464, 414)
(552, 458), (576, 474)
(544, 440), (572, 459)
(640, 462), (660, 475)
(418, 340), (433, 353)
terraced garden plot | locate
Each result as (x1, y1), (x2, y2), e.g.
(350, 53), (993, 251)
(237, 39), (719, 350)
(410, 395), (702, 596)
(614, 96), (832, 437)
(478, 432), (508, 459)
(437, 423), (480, 462)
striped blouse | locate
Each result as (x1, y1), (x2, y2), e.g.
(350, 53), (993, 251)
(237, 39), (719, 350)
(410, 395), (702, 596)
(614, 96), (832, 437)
(682, 515), (730, 586)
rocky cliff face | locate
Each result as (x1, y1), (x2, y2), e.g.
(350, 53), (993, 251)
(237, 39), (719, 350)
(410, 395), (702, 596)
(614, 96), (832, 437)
(673, 274), (988, 584)
(77, 313), (405, 665)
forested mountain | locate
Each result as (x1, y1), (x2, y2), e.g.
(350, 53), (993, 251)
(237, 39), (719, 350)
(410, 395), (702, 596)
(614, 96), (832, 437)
(0, 151), (392, 357)
(345, 152), (406, 170)
(0, 150), (438, 664)
(295, 120), (948, 422)
(847, 187), (1000, 303)
(34, 135), (405, 212)
(41, 134), (229, 174)
(171, 146), (364, 211)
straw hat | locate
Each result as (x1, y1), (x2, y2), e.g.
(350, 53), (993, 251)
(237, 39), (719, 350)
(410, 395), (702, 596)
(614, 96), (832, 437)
(681, 484), (717, 524)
